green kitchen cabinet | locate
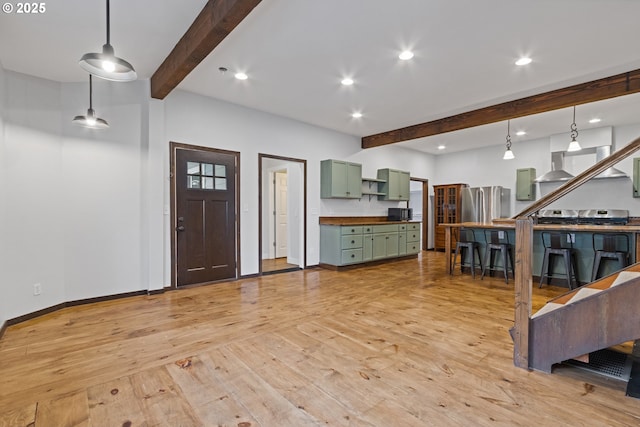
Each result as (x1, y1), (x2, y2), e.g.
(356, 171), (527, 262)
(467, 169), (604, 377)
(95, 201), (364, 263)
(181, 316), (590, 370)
(320, 223), (420, 267)
(320, 159), (362, 199)
(406, 222), (421, 254)
(363, 226), (373, 261)
(398, 231), (407, 256)
(377, 168), (410, 201)
(634, 158), (640, 197)
(516, 168), (536, 201)
(372, 224), (400, 259)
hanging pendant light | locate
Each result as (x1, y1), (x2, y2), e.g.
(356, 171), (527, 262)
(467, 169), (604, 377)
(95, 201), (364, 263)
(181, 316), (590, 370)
(567, 106), (582, 152)
(73, 74), (109, 129)
(79, 0), (136, 82)
(503, 119), (515, 160)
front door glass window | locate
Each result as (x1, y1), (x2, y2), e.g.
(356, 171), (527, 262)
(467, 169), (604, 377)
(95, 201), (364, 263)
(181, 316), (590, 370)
(187, 162), (228, 190)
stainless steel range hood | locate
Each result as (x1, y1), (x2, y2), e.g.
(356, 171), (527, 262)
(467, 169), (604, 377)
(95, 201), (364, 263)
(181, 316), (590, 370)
(593, 145), (627, 179)
(535, 151), (575, 183)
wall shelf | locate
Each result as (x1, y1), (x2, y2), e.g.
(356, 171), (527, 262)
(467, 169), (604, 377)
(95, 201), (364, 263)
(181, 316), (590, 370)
(362, 178), (387, 200)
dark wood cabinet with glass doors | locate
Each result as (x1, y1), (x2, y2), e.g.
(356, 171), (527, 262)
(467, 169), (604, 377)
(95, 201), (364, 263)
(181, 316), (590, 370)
(433, 184), (467, 250)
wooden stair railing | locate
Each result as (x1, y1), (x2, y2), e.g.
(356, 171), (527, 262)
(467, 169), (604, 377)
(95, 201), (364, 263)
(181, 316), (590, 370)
(512, 136), (640, 370)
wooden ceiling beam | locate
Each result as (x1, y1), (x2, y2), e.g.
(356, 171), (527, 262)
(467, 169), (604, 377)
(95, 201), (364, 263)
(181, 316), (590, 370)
(151, 0), (262, 100)
(362, 68), (640, 149)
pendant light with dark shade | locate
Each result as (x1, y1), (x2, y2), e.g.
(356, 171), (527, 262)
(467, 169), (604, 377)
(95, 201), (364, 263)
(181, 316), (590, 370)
(73, 74), (109, 129)
(567, 106), (582, 152)
(503, 120), (514, 160)
(79, 0), (136, 82)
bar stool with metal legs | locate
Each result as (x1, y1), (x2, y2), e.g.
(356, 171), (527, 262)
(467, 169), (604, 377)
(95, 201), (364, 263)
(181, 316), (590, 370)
(539, 231), (579, 290)
(591, 233), (630, 281)
(481, 229), (514, 283)
(452, 228), (483, 278)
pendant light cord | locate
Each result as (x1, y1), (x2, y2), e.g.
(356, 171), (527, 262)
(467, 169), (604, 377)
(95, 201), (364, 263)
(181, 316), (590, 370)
(106, 0), (110, 45)
(89, 74), (93, 110)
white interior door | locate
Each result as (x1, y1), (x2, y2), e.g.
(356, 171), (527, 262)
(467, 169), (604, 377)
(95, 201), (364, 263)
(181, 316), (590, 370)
(275, 171), (288, 258)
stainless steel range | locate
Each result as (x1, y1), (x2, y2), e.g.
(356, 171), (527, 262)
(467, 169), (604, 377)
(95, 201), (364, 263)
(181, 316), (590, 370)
(577, 209), (629, 225)
(537, 209), (579, 224)
(536, 209), (629, 225)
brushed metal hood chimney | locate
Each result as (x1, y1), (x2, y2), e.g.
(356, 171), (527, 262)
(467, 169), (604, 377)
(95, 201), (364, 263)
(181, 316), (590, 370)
(535, 151), (575, 182)
(594, 145), (627, 179)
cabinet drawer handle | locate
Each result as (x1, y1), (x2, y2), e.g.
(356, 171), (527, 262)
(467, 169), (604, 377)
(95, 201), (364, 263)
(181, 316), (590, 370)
(351, 240), (355, 244)
(351, 254), (355, 258)
(351, 229), (355, 232)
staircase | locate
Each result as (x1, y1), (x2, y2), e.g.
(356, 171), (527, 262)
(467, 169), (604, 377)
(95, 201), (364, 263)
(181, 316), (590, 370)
(528, 263), (640, 396)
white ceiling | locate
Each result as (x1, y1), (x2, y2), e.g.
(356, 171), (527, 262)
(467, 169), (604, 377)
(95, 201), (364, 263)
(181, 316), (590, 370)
(2, 0), (640, 155)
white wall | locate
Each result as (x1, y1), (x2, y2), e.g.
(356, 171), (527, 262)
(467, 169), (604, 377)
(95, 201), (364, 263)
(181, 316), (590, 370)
(60, 78), (154, 301)
(164, 90), (436, 272)
(541, 124), (640, 213)
(1, 70), (158, 321)
(0, 62), (6, 326)
(433, 124), (640, 219)
(2, 71), (66, 319)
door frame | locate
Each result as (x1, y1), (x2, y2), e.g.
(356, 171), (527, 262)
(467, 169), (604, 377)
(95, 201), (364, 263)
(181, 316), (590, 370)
(258, 153), (307, 274)
(170, 142), (241, 288)
(410, 177), (429, 251)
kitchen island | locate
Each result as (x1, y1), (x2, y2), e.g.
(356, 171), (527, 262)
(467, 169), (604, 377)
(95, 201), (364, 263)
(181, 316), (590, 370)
(442, 221), (640, 285)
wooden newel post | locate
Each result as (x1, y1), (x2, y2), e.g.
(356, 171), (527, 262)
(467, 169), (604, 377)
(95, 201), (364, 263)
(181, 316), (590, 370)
(514, 216), (533, 369)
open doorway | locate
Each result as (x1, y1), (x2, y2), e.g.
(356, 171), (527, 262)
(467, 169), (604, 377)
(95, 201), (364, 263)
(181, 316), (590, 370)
(259, 154), (307, 274)
(409, 178), (429, 250)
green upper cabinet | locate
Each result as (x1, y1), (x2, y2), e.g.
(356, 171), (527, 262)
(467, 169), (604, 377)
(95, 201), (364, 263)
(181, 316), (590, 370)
(320, 159), (362, 199)
(516, 168), (536, 201)
(377, 168), (410, 201)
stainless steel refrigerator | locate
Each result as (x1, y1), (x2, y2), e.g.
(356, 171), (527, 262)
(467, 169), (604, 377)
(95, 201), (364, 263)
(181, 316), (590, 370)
(460, 186), (511, 223)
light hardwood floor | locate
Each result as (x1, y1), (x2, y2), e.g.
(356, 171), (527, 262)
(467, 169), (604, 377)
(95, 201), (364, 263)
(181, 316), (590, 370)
(261, 257), (300, 273)
(1, 251), (639, 426)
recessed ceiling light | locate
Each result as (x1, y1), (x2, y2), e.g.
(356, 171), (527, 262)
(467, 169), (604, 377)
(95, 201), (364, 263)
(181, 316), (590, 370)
(515, 57), (532, 66)
(341, 77), (354, 86)
(516, 131), (526, 136)
(351, 112), (362, 118)
(234, 72), (248, 80)
(437, 145), (446, 150)
(399, 50), (414, 60)
(589, 118), (601, 124)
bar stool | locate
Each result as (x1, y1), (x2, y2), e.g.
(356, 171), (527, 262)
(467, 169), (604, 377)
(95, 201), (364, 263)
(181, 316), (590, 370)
(452, 228), (483, 278)
(539, 232), (579, 290)
(481, 230), (514, 284)
(591, 233), (630, 281)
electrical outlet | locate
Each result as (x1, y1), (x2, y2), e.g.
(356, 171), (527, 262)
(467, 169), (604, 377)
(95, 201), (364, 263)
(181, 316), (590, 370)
(33, 283), (42, 296)
(498, 230), (505, 239)
(567, 233), (576, 243)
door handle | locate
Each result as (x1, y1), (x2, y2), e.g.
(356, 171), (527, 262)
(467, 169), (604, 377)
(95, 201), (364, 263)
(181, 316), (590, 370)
(176, 226), (185, 232)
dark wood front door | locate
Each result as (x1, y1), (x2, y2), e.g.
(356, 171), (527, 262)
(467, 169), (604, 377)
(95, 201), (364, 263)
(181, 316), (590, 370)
(175, 147), (237, 286)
